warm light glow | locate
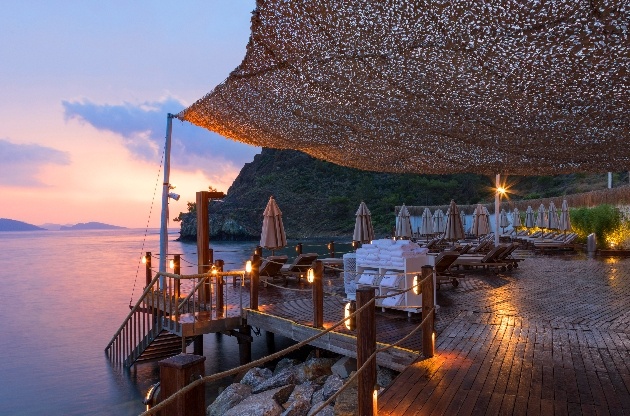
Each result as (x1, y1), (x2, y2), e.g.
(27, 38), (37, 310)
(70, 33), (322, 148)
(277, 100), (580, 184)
(211, 266), (218, 275)
(245, 260), (252, 273)
(373, 389), (378, 416)
(497, 186), (506, 195)
(307, 268), (315, 283)
(141, 256), (147, 264)
(169, 259), (174, 269)
(413, 275), (419, 295)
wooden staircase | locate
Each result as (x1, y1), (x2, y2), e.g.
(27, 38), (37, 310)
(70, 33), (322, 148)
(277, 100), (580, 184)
(105, 273), (207, 367)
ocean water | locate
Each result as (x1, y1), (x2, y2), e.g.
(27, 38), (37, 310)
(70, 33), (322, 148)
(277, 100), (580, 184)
(0, 229), (351, 416)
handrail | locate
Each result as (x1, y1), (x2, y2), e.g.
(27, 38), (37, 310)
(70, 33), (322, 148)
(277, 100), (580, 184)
(105, 272), (161, 352)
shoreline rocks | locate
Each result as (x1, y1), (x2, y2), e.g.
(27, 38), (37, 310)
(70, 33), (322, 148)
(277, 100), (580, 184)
(206, 354), (399, 416)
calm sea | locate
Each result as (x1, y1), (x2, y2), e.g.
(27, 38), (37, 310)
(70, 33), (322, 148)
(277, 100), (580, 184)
(0, 229), (351, 415)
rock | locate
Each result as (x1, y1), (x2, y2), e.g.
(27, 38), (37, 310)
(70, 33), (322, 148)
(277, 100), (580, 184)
(241, 367), (273, 389)
(274, 358), (301, 376)
(321, 375), (343, 401)
(207, 383), (252, 416)
(311, 389), (324, 406)
(294, 358), (336, 383)
(332, 382), (358, 416)
(307, 401), (335, 416)
(225, 385), (295, 416)
(252, 369), (299, 394)
(331, 357), (357, 379)
(280, 398), (311, 416)
(287, 382), (315, 404)
(377, 366), (398, 388)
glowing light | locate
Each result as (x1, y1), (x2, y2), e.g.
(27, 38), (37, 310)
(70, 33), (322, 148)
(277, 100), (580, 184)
(307, 268), (315, 283)
(169, 259), (174, 269)
(413, 275), (419, 295)
(245, 260), (252, 273)
(497, 187), (506, 194)
(373, 389), (378, 416)
(344, 301), (356, 330)
(211, 266), (218, 275)
(142, 256), (147, 264)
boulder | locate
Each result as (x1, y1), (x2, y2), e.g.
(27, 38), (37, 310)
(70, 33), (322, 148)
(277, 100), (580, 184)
(241, 367), (273, 389)
(321, 375), (343, 401)
(252, 369), (299, 394)
(311, 389), (324, 406)
(294, 358), (336, 383)
(307, 402), (335, 416)
(287, 382), (315, 404)
(207, 383), (252, 416)
(274, 358), (301, 376)
(332, 382), (358, 416)
(377, 366), (398, 388)
(280, 398), (311, 416)
(331, 357), (357, 379)
(225, 385), (295, 416)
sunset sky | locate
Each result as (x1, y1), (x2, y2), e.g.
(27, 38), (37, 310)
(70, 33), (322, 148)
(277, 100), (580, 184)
(0, 1), (258, 228)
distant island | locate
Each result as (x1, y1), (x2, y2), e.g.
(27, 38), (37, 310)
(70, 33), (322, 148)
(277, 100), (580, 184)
(60, 222), (126, 231)
(0, 218), (46, 232)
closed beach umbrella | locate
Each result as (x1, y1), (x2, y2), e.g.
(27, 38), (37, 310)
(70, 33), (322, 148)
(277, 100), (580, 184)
(536, 204), (548, 228)
(499, 209), (510, 233)
(548, 202), (560, 230)
(353, 201), (375, 243)
(444, 200), (465, 241)
(525, 206), (535, 228)
(460, 210), (466, 232)
(559, 199), (571, 232)
(471, 204), (490, 237)
(433, 209), (446, 234)
(483, 206), (493, 233)
(395, 203), (412, 239)
(260, 196), (287, 254)
(512, 208), (522, 228)
(420, 207), (433, 237)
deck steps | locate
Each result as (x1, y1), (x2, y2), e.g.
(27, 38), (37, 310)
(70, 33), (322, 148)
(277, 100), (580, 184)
(129, 330), (192, 366)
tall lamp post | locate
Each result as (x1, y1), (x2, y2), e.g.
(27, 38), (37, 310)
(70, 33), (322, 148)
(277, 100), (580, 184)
(495, 174), (507, 247)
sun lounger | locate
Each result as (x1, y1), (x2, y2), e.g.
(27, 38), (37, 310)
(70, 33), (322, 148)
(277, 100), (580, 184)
(533, 233), (578, 251)
(280, 253), (318, 284)
(454, 245), (510, 271)
(234, 255), (288, 286)
(433, 251), (462, 289)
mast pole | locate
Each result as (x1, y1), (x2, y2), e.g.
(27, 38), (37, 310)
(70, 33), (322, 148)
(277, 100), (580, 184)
(159, 114), (174, 284)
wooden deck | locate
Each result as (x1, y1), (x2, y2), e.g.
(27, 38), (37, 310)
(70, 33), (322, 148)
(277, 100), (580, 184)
(378, 254), (630, 415)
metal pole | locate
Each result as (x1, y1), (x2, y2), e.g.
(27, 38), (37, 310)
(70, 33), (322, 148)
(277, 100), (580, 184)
(608, 172), (612, 188)
(495, 173), (500, 247)
(159, 114), (174, 286)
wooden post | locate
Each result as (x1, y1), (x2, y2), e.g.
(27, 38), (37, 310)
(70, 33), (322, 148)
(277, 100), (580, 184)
(145, 251), (152, 287)
(173, 254), (180, 300)
(197, 191), (211, 304)
(296, 243), (303, 255)
(215, 259), (225, 318)
(254, 246), (263, 257)
(238, 324), (252, 365)
(312, 260), (324, 328)
(158, 354), (206, 416)
(328, 240), (335, 258)
(250, 254), (260, 311)
(356, 287), (376, 416)
(421, 265), (435, 358)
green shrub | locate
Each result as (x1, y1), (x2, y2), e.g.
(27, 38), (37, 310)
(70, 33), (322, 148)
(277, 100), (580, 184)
(570, 205), (621, 248)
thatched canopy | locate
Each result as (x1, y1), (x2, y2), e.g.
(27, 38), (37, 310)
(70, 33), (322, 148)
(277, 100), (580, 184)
(178, 1), (629, 175)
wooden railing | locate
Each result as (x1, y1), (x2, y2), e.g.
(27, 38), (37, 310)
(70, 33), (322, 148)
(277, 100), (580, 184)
(104, 255), (248, 367)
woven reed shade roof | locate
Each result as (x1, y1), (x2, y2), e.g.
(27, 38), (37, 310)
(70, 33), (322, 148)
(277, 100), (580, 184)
(178, 1), (630, 175)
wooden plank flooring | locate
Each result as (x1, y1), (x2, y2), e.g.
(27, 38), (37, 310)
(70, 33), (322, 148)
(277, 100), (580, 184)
(379, 254), (630, 415)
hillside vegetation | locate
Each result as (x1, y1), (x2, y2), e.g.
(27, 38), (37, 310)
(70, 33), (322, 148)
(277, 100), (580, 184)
(176, 148), (627, 240)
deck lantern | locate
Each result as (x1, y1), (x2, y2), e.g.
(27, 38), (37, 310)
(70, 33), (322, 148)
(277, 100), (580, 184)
(142, 255), (147, 264)
(307, 267), (315, 283)
(413, 274), (420, 295)
(344, 301), (356, 330)
(169, 259), (174, 269)
(245, 260), (252, 273)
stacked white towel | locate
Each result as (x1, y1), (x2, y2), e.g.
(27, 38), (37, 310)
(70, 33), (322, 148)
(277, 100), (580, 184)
(356, 239), (428, 267)
(357, 269), (379, 286)
(381, 291), (404, 307)
(380, 271), (403, 288)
